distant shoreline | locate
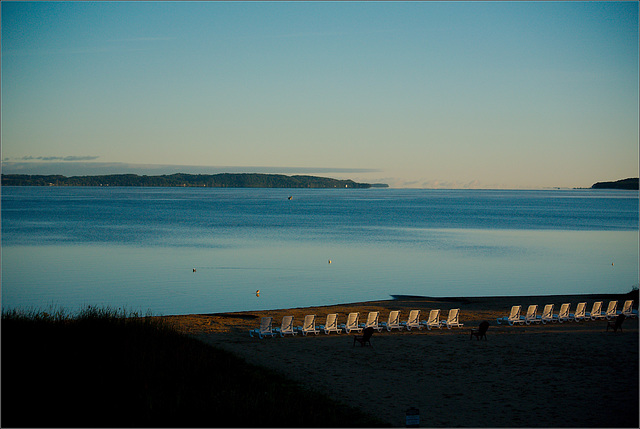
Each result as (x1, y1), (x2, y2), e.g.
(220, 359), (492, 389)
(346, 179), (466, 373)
(590, 177), (639, 190)
(1, 172), (389, 188)
(3, 173), (637, 190)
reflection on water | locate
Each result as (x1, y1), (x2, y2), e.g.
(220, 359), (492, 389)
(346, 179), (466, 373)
(2, 187), (638, 315)
(3, 228), (638, 315)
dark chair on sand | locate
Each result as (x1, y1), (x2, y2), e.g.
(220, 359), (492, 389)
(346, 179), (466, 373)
(353, 327), (374, 347)
(470, 321), (489, 340)
(607, 313), (625, 332)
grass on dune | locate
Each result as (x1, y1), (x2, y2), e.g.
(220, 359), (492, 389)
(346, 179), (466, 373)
(1, 306), (387, 428)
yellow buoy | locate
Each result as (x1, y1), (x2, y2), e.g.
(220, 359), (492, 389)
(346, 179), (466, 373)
(256, 290), (260, 297)
(328, 260), (332, 264)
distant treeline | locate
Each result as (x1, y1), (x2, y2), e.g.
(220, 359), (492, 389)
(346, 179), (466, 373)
(1, 173), (388, 189)
(591, 178), (639, 190)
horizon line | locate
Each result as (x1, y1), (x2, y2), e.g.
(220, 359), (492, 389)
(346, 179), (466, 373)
(2, 161), (634, 190)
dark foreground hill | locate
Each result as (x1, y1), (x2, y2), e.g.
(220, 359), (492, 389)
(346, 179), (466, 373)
(1, 307), (387, 427)
(591, 178), (639, 190)
(1, 173), (388, 188)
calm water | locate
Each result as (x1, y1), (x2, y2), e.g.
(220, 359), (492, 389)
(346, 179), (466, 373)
(2, 187), (638, 315)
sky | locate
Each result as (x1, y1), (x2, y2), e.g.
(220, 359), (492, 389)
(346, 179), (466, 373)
(1, 1), (638, 189)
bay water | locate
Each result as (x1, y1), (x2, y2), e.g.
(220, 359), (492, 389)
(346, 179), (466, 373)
(1, 187), (638, 315)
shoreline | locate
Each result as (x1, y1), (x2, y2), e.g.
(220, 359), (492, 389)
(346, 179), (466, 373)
(164, 291), (638, 334)
(163, 291), (638, 427)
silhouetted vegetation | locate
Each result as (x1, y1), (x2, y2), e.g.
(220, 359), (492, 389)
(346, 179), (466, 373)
(591, 178), (639, 190)
(1, 307), (387, 427)
(1, 173), (387, 188)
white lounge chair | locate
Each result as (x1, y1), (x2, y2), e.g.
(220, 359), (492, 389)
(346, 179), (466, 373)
(249, 316), (276, 339)
(318, 313), (342, 334)
(523, 305), (539, 325)
(360, 311), (383, 332)
(619, 300), (632, 315)
(619, 300), (638, 318)
(603, 300), (618, 320)
(569, 302), (587, 322)
(496, 305), (523, 325)
(401, 310), (422, 330)
(538, 304), (554, 324)
(297, 314), (320, 336)
(587, 301), (603, 320)
(274, 315), (297, 337)
(339, 312), (362, 334)
(553, 303), (571, 323)
(380, 311), (403, 331)
(440, 308), (464, 328)
(421, 309), (441, 330)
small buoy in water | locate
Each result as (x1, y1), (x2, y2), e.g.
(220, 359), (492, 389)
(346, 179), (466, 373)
(256, 290), (260, 297)
(288, 196), (292, 200)
(193, 268), (196, 272)
(328, 260), (332, 264)
(612, 262), (614, 266)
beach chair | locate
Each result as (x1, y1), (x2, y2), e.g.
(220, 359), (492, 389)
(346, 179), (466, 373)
(606, 314), (625, 332)
(273, 315), (297, 337)
(440, 308), (464, 328)
(249, 317), (276, 339)
(569, 302), (587, 322)
(318, 313), (342, 334)
(360, 311), (383, 332)
(421, 309), (441, 330)
(401, 310), (422, 331)
(588, 301), (603, 320)
(380, 311), (403, 332)
(538, 304), (554, 324)
(523, 305), (539, 325)
(353, 327), (374, 347)
(603, 300), (618, 320)
(618, 300), (632, 315)
(470, 321), (489, 340)
(552, 303), (571, 323)
(297, 314), (320, 336)
(339, 312), (362, 334)
(496, 305), (522, 325)
(619, 300), (638, 318)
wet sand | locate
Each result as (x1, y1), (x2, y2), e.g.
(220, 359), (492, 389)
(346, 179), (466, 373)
(164, 294), (639, 427)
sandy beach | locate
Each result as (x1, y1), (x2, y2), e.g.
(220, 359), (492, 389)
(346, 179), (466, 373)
(164, 294), (638, 427)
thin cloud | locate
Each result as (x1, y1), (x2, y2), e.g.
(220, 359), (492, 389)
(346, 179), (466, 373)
(10, 156), (100, 162)
(377, 177), (490, 189)
(3, 36), (174, 57)
(418, 179), (485, 189)
(3, 46), (147, 57)
(0, 161), (380, 177)
(107, 37), (176, 42)
(267, 30), (351, 39)
(258, 28), (395, 40)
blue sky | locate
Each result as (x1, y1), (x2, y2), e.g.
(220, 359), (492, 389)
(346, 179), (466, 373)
(2, 1), (638, 188)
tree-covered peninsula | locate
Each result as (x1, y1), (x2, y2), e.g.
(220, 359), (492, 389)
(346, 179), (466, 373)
(1, 173), (388, 188)
(591, 178), (639, 190)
